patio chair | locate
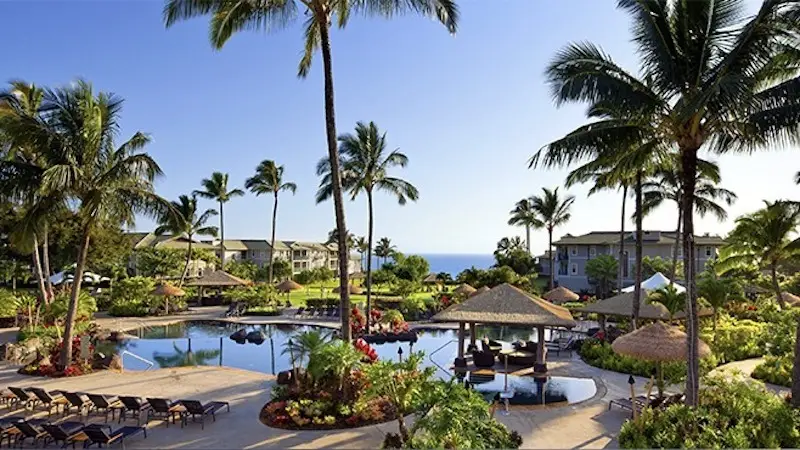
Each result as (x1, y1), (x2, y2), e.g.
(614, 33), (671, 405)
(7, 387), (36, 410)
(82, 425), (147, 448)
(86, 394), (124, 422)
(11, 420), (50, 448)
(117, 397), (151, 425)
(178, 400), (230, 430)
(0, 389), (17, 408)
(306, 306), (316, 316)
(294, 307), (305, 316)
(332, 308), (340, 317)
(62, 391), (92, 417)
(608, 395), (652, 414)
(41, 421), (86, 448)
(27, 387), (69, 415)
(145, 398), (181, 427)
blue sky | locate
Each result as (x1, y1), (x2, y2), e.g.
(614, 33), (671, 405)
(3, 1), (795, 255)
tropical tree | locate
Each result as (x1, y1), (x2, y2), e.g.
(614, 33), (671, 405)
(374, 237), (396, 266)
(641, 158), (737, 282)
(193, 172), (243, 269)
(435, 272), (453, 285)
(530, 187), (575, 290)
(528, 0), (800, 406)
(153, 342), (220, 368)
(508, 198), (542, 254)
(585, 254), (618, 299)
(354, 236), (369, 272)
(245, 160), (297, 283)
(316, 121), (418, 330)
(648, 285), (685, 323)
(164, 0), (457, 343)
(494, 237), (525, 257)
(155, 195), (218, 286)
(325, 228), (355, 249)
(697, 271), (742, 336)
(0, 81), (166, 367)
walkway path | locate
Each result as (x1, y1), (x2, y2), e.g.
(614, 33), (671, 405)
(711, 357), (789, 394)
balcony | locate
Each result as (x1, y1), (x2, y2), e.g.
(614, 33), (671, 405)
(292, 251), (309, 260)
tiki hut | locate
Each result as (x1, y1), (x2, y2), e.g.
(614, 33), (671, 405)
(334, 284), (363, 295)
(542, 286), (579, 304)
(185, 270), (250, 304)
(423, 273), (439, 284)
(433, 283), (576, 370)
(150, 283), (185, 315)
(612, 321), (711, 396)
(453, 284), (477, 296)
(470, 286), (491, 296)
(578, 290), (712, 321)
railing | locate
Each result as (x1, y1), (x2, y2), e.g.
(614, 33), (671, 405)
(120, 350), (155, 371)
(428, 339), (457, 379)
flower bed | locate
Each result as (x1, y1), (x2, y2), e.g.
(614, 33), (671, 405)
(18, 336), (95, 378)
(260, 395), (397, 430)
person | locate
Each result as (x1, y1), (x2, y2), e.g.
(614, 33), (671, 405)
(490, 393), (501, 418)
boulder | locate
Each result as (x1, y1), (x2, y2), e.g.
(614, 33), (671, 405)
(276, 370), (293, 385)
(3, 338), (46, 365)
(229, 329), (248, 341)
(108, 331), (138, 342)
(246, 331), (266, 345)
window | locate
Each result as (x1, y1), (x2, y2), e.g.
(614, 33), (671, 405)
(569, 246), (578, 256)
(570, 263), (578, 275)
(589, 246), (596, 256)
(705, 246), (713, 257)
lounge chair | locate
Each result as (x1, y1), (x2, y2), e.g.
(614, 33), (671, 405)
(41, 421), (87, 448)
(0, 416), (23, 448)
(608, 395), (653, 415)
(294, 307), (305, 316)
(7, 386), (36, 410)
(117, 397), (151, 425)
(146, 398), (181, 427)
(28, 387), (69, 416)
(178, 400), (230, 429)
(83, 425), (146, 448)
(306, 306), (316, 316)
(471, 349), (496, 368)
(87, 394), (124, 422)
(11, 420), (50, 447)
(0, 389), (17, 408)
(62, 391), (92, 417)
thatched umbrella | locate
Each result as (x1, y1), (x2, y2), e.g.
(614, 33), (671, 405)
(276, 279), (303, 304)
(470, 286), (491, 297)
(422, 273), (438, 284)
(151, 283), (185, 315)
(334, 284), (363, 295)
(453, 284), (477, 296)
(542, 286), (579, 304)
(578, 290), (712, 321)
(612, 321), (711, 397)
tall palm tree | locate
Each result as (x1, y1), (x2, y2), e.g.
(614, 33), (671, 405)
(528, 0), (800, 406)
(641, 158), (737, 283)
(164, 0), (457, 343)
(325, 228), (355, 249)
(1, 81), (166, 366)
(494, 236), (525, 256)
(374, 237), (396, 266)
(245, 160), (297, 283)
(316, 121), (418, 331)
(529, 187), (575, 290)
(155, 195), (218, 286)
(508, 198), (542, 254)
(354, 236), (369, 272)
(193, 172), (244, 269)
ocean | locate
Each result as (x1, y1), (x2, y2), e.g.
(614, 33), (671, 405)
(369, 254), (495, 277)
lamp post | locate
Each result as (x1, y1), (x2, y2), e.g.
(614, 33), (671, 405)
(397, 347), (403, 363)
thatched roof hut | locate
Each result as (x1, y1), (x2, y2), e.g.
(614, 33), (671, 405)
(150, 283), (185, 297)
(453, 284), (477, 296)
(578, 290), (712, 320)
(276, 279), (303, 293)
(433, 283), (576, 327)
(471, 286), (491, 296)
(612, 321), (711, 362)
(185, 270), (250, 287)
(542, 286), (579, 304)
(333, 284), (363, 295)
(350, 272), (366, 280)
(423, 273), (439, 284)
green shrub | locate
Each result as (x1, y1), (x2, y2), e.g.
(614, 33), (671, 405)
(399, 296), (425, 318)
(0, 289), (21, 318)
(45, 290), (97, 323)
(109, 276), (155, 316)
(703, 317), (766, 363)
(752, 355), (792, 387)
(618, 376), (800, 448)
(108, 302), (150, 317)
(381, 309), (405, 326)
(224, 284), (275, 308)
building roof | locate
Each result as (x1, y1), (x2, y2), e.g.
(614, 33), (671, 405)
(285, 241), (332, 252)
(433, 283), (576, 327)
(553, 231), (725, 246)
(127, 232), (214, 250)
(185, 270), (250, 287)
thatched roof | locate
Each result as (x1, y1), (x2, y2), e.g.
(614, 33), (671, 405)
(432, 283), (576, 327)
(471, 286), (491, 296)
(349, 272), (366, 280)
(578, 290), (712, 320)
(185, 270), (250, 287)
(276, 279), (302, 293)
(612, 322), (711, 362)
(543, 286), (579, 304)
(453, 284), (477, 296)
(151, 283), (185, 296)
(423, 273), (439, 284)
(782, 291), (800, 306)
(333, 284), (363, 295)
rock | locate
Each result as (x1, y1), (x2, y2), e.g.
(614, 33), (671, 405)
(3, 338), (46, 365)
(246, 331), (266, 345)
(276, 370), (293, 385)
(229, 329), (248, 341)
(107, 354), (123, 371)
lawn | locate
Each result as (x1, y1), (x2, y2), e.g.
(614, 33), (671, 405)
(277, 280), (441, 306)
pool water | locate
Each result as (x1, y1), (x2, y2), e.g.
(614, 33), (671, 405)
(99, 321), (596, 405)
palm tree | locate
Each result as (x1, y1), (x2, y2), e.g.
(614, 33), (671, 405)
(641, 158), (737, 283)
(648, 285), (685, 324)
(374, 237), (396, 266)
(354, 236), (369, 272)
(153, 342), (220, 368)
(435, 272), (453, 285)
(529, 187), (575, 290)
(155, 195), (218, 286)
(1, 81), (166, 367)
(316, 121), (418, 331)
(697, 272), (741, 337)
(528, 1), (800, 406)
(584, 254), (618, 299)
(325, 228), (355, 249)
(245, 160), (297, 283)
(164, 0), (457, 343)
(508, 198), (542, 254)
(193, 172), (244, 269)
(494, 237), (525, 257)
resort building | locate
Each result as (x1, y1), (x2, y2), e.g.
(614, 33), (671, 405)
(126, 232), (217, 278)
(547, 230), (725, 293)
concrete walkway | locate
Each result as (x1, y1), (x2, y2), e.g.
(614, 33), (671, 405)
(711, 357), (789, 394)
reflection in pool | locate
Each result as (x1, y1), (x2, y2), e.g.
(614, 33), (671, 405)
(465, 373), (596, 405)
(100, 320), (595, 405)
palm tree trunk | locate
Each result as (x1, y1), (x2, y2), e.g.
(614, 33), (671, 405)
(633, 171), (643, 330)
(61, 226), (91, 368)
(31, 235), (48, 303)
(365, 189), (374, 333)
(680, 146), (700, 407)
(548, 227), (554, 290)
(671, 204), (682, 285)
(319, 18), (351, 341)
(269, 192), (278, 283)
(179, 238), (192, 287)
(219, 201), (225, 269)
(398, 416), (410, 445)
(526, 225), (531, 255)
(618, 185), (627, 293)
(771, 264), (785, 308)
(42, 223), (54, 302)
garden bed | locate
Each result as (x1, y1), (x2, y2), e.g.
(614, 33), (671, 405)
(259, 396), (397, 430)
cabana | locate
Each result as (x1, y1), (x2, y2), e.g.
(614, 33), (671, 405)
(185, 270), (250, 305)
(453, 284), (477, 296)
(432, 283), (576, 372)
(542, 286), (579, 304)
(621, 272), (685, 293)
(578, 290), (712, 329)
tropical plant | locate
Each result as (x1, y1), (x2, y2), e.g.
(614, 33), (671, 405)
(529, 0), (800, 406)
(317, 121), (419, 332)
(529, 187), (574, 290)
(648, 285), (685, 322)
(313, 340), (363, 400)
(155, 195), (218, 286)
(134, 248), (185, 278)
(494, 237), (525, 257)
(374, 237), (396, 266)
(245, 160), (297, 283)
(223, 259), (258, 282)
(153, 342), (220, 368)
(435, 272), (453, 285)
(698, 272), (743, 335)
(508, 198), (542, 254)
(282, 330), (331, 386)
(164, 0), (458, 343)
(354, 236), (369, 272)
(585, 255), (618, 299)
(193, 172), (243, 268)
(456, 266), (484, 287)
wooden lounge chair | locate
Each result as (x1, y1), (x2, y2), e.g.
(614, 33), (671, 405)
(27, 387), (69, 415)
(42, 421), (87, 448)
(294, 307), (305, 316)
(7, 386), (36, 410)
(117, 397), (151, 425)
(145, 398), (181, 427)
(11, 419), (50, 447)
(0, 416), (23, 448)
(608, 395), (652, 413)
(83, 425), (146, 448)
(326, 306), (335, 316)
(87, 394), (124, 422)
(62, 391), (91, 417)
(306, 306), (316, 316)
(178, 400), (230, 430)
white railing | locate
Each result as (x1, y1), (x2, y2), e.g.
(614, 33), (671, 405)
(428, 339), (457, 379)
(120, 350), (155, 371)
